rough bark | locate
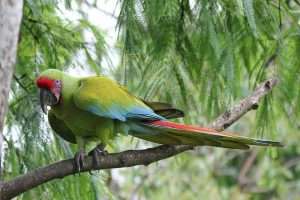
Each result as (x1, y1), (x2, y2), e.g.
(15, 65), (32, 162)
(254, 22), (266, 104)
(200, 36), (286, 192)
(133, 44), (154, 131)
(0, 77), (278, 200)
(210, 78), (279, 130)
(0, 0), (23, 180)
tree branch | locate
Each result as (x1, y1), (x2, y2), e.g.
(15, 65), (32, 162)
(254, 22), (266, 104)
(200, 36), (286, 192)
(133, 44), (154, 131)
(0, 77), (278, 200)
(210, 78), (278, 130)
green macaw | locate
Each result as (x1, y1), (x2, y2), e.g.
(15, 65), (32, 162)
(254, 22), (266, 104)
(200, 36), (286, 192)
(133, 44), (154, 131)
(36, 69), (282, 171)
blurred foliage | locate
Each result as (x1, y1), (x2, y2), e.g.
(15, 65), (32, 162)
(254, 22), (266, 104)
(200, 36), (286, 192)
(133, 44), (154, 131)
(2, 0), (300, 199)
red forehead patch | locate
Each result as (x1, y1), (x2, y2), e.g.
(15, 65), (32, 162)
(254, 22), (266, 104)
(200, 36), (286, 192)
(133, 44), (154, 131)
(36, 76), (54, 89)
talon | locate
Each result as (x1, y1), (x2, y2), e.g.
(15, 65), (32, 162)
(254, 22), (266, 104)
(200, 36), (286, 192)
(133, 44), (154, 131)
(74, 149), (85, 173)
(88, 144), (107, 169)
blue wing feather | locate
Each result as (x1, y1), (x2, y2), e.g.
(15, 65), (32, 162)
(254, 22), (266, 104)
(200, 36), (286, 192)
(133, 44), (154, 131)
(87, 104), (165, 121)
(125, 106), (165, 121)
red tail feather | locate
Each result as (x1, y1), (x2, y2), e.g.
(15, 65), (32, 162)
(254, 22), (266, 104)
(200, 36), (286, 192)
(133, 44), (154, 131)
(131, 120), (283, 148)
(147, 120), (224, 135)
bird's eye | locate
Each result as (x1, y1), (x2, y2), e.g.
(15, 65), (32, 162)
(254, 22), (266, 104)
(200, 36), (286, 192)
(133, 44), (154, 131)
(55, 80), (60, 84)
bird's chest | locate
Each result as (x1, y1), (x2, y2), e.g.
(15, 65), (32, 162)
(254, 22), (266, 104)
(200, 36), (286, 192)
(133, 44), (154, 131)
(52, 101), (112, 137)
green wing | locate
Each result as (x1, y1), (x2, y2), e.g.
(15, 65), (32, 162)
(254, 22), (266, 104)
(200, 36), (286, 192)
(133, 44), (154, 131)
(73, 77), (165, 121)
(48, 110), (76, 144)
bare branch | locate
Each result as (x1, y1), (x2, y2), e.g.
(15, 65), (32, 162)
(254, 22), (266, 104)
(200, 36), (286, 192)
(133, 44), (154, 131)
(210, 78), (279, 130)
(0, 77), (279, 200)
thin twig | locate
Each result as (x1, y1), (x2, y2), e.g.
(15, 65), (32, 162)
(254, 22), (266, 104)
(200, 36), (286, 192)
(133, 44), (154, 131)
(238, 150), (258, 186)
(13, 75), (30, 93)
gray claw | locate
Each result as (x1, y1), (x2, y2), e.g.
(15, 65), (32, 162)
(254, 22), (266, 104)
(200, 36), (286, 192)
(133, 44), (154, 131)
(74, 149), (85, 173)
(88, 144), (108, 169)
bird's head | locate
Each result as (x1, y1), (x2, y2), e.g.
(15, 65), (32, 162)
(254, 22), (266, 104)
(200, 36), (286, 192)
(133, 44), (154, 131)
(36, 69), (63, 114)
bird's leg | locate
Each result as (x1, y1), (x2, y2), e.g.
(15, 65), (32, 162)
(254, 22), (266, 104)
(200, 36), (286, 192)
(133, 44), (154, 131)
(88, 143), (108, 168)
(74, 137), (86, 173)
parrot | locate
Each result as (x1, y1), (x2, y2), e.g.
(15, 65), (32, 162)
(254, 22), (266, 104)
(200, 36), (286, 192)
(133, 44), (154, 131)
(36, 69), (282, 171)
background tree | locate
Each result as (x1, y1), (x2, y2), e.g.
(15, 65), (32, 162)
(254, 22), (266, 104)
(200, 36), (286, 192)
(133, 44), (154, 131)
(0, 0), (23, 178)
(1, 0), (300, 199)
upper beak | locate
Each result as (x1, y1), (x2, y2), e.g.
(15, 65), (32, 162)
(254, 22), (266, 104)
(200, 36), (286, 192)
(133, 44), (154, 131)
(39, 89), (58, 114)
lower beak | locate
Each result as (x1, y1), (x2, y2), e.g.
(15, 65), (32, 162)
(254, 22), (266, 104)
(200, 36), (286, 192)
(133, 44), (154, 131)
(39, 89), (57, 114)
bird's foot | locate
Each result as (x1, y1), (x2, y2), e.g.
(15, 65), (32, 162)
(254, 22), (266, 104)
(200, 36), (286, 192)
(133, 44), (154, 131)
(74, 149), (85, 173)
(88, 144), (108, 169)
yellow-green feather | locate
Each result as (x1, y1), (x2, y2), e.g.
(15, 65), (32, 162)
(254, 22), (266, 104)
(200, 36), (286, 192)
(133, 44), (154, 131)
(73, 76), (164, 121)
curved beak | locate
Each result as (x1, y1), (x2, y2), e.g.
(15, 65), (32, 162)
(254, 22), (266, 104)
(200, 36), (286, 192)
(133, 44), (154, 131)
(39, 89), (58, 114)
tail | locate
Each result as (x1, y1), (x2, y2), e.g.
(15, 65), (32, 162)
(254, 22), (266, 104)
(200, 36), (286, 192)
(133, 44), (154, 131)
(129, 120), (283, 149)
